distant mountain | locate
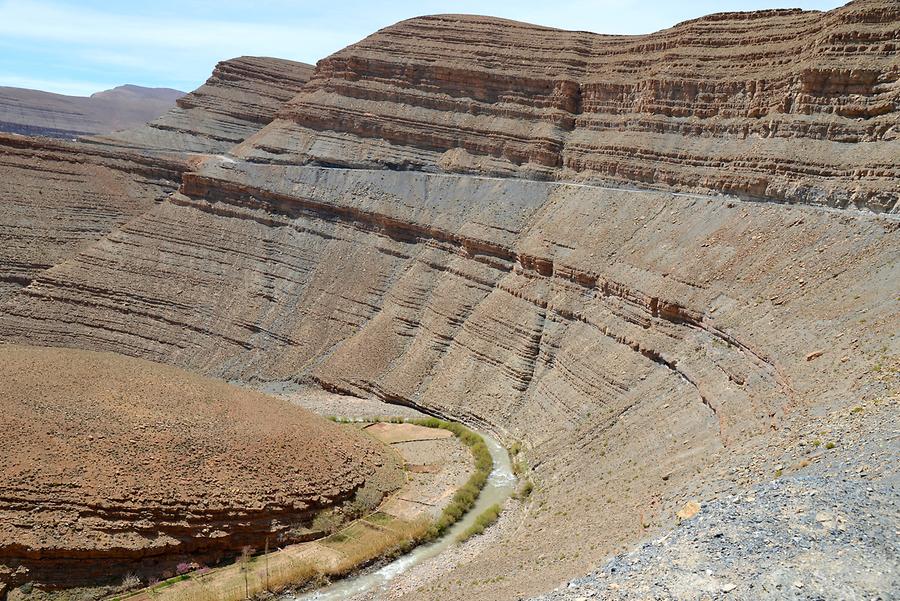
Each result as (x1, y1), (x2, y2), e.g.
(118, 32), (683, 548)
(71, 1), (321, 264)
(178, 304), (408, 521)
(0, 84), (185, 139)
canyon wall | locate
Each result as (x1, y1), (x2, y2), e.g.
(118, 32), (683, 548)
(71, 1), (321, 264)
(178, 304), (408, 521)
(0, 2), (898, 599)
(239, 1), (899, 211)
(91, 56), (314, 154)
(0, 134), (186, 303)
(2, 160), (896, 597)
(0, 56), (314, 303)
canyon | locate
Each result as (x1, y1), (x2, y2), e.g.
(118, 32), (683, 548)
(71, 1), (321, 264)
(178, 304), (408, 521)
(0, 1), (897, 599)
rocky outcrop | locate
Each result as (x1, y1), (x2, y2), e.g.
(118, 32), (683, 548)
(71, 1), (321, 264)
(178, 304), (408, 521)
(0, 133), (186, 303)
(0, 85), (183, 139)
(532, 381), (900, 601)
(239, 1), (900, 211)
(0, 3), (898, 599)
(90, 56), (314, 154)
(2, 159), (896, 598)
(0, 345), (400, 590)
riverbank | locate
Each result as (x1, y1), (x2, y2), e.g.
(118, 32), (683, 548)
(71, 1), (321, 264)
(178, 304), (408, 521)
(289, 426), (516, 601)
(104, 418), (480, 601)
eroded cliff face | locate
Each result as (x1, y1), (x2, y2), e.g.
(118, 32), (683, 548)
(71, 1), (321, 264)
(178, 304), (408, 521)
(238, 2), (899, 211)
(90, 56), (314, 154)
(2, 161), (896, 597)
(1, 2), (898, 599)
(0, 56), (315, 304)
(0, 133), (186, 303)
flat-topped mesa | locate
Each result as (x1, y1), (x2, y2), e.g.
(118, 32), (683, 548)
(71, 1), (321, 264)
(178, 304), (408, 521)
(237, 1), (900, 212)
(89, 56), (314, 154)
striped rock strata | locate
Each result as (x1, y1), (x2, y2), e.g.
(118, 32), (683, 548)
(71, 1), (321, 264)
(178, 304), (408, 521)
(0, 56), (314, 303)
(90, 56), (314, 154)
(0, 2), (898, 599)
(0, 133), (186, 303)
(2, 160), (896, 598)
(239, 1), (900, 212)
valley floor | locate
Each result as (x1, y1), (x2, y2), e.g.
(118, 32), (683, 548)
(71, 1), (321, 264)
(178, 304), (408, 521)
(292, 363), (900, 600)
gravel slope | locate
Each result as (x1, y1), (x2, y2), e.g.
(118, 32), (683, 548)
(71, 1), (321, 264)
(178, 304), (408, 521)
(533, 367), (899, 601)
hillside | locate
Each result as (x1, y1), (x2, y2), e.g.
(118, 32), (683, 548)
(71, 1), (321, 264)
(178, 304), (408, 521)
(0, 345), (400, 592)
(0, 84), (184, 138)
(239, 2), (899, 212)
(0, 2), (896, 600)
(88, 56), (314, 153)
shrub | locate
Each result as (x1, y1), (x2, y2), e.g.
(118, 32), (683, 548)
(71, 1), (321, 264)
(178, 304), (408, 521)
(514, 479), (534, 500)
(334, 416), (499, 549)
(458, 504), (502, 542)
(312, 509), (343, 534)
(404, 417), (495, 541)
(175, 562), (196, 575)
(512, 457), (528, 476)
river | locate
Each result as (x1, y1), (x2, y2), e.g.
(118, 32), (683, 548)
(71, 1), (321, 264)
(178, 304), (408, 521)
(288, 430), (516, 600)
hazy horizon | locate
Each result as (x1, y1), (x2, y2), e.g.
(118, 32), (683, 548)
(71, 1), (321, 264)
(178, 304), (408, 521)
(1, 0), (845, 96)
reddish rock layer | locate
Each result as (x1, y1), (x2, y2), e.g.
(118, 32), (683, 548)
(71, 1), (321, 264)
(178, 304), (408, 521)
(239, 1), (900, 211)
(90, 56), (314, 154)
(0, 344), (399, 590)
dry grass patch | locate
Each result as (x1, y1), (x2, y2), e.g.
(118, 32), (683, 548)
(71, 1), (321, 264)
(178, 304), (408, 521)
(130, 515), (430, 601)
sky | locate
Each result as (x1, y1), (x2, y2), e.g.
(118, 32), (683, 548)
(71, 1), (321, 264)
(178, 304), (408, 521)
(0, 0), (847, 97)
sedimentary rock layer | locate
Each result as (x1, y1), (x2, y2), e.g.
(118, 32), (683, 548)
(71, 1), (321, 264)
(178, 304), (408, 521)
(2, 160), (896, 598)
(239, 1), (900, 211)
(0, 85), (184, 139)
(0, 55), (317, 302)
(0, 133), (186, 303)
(1, 3), (898, 599)
(90, 56), (314, 154)
(0, 344), (399, 590)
